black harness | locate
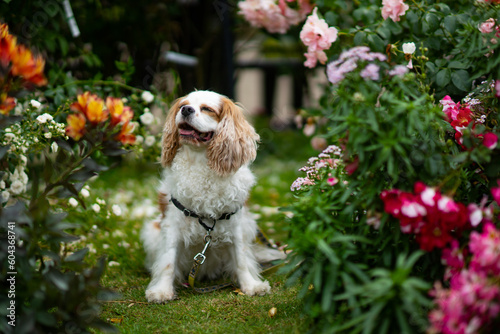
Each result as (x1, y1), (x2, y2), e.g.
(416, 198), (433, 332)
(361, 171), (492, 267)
(170, 197), (239, 232)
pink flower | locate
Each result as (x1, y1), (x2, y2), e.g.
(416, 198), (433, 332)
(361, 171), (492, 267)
(441, 239), (466, 280)
(483, 132), (498, 149)
(428, 270), (500, 334)
(388, 65), (408, 77)
(491, 181), (500, 205)
(327, 177), (338, 186)
(238, 0), (311, 34)
(290, 176), (315, 191)
(469, 223), (500, 276)
(300, 7), (338, 68)
(495, 79), (500, 98)
(360, 64), (380, 81)
(381, 0), (409, 23)
(479, 18), (496, 34)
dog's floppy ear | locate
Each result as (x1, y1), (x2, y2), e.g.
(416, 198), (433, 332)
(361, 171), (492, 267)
(207, 97), (259, 176)
(161, 98), (182, 167)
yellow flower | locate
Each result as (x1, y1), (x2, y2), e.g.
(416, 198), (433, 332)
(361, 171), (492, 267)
(10, 44), (47, 86)
(85, 96), (108, 124)
(0, 93), (16, 115)
(66, 113), (86, 140)
(115, 122), (136, 145)
(70, 92), (108, 124)
(106, 97), (133, 125)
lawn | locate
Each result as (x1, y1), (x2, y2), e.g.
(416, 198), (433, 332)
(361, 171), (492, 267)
(66, 119), (317, 333)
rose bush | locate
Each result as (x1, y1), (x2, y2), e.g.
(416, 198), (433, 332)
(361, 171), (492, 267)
(239, 1), (500, 333)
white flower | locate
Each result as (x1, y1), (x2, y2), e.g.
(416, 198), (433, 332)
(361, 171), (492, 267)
(141, 91), (154, 104)
(96, 198), (106, 205)
(402, 42), (416, 54)
(10, 180), (25, 195)
(145, 135), (156, 147)
(36, 113), (53, 124)
(103, 244), (110, 249)
(0, 180), (5, 189)
(80, 188), (90, 198)
(19, 155), (27, 166)
(91, 204), (101, 213)
(139, 112), (155, 125)
(4, 133), (16, 142)
(108, 261), (120, 267)
(44, 132), (52, 139)
(402, 42), (416, 69)
(1, 191), (10, 202)
(135, 135), (144, 145)
(118, 241), (130, 248)
(51, 142), (58, 153)
(112, 204), (122, 216)
(68, 198), (78, 207)
(30, 100), (42, 109)
(112, 230), (125, 238)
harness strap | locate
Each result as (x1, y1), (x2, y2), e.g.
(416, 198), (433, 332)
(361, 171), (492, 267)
(170, 197), (238, 232)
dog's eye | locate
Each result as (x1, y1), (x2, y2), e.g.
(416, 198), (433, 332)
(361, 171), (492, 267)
(201, 106), (215, 113)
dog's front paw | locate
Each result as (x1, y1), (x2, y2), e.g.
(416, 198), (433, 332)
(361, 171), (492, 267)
(146, 286), (176, 303)
(241, 280), (271, 296)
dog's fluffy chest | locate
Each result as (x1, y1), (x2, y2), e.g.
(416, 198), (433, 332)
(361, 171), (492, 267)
(160, 147), (255, 218)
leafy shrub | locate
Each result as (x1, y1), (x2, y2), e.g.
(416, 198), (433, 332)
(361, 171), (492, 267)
(0, 21), (164, 333)
(239, 0), (500, 333)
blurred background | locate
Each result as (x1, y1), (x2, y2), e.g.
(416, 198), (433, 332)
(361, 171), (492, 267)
(1, 0), (325, 127)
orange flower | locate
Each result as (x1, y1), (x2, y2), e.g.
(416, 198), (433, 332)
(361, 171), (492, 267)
(85, 97), (108, 124)
(0, 93), (15, 115)
(10, 44), (47, 86)
(66, 113), (87, 140)
(0, 24), (16, 68)
(106, 97), (133, 125)
(71, 92), (108, 124)
(115, 122), (136, 145)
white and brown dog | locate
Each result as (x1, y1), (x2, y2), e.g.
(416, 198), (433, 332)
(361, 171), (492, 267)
(141, 90), (285, 303)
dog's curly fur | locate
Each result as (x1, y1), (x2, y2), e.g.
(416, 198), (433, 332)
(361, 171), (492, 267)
(141, 90), (285, 303)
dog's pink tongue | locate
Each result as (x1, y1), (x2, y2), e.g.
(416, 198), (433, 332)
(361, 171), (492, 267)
(180, 128), (195, 136)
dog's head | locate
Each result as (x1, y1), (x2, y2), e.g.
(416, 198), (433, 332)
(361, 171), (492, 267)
(161, 90), (260, 176)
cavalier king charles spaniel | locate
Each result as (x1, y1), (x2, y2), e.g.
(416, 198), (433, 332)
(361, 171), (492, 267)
(141, 90), (285, 303)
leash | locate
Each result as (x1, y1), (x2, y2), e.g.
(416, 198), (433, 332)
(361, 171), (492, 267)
(170, 197), (283, 293)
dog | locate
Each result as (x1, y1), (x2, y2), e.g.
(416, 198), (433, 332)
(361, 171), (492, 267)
(141, 90), (286, 303)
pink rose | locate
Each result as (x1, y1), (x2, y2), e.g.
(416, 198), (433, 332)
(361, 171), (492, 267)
(483, 132), (498, 150)
(479, 18), (496, 34)
(300, 7), (338, 68)
(381, 0), (409, 23)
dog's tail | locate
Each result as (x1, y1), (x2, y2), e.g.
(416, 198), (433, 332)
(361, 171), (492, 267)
(140, 215), (163, 271)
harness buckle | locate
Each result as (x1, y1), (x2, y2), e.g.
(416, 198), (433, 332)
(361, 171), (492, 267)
(193, 233), (212, 265)
(193, 253), (206, 265)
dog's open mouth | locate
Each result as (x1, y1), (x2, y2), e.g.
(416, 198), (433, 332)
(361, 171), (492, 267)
(179, 123), (214, 142)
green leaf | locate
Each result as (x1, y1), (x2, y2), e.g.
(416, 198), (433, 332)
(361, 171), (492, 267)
(435, 69), (451, 87)
(354, 31), (367, 46)
(367, 34), (385, 53)
(66, 247), (89, 262)
(448, 61), (468, 69)
(47, 269), (69, 291)
(451, 70), (470, 91)
(443, 16), (457, 34)
(0, 144), (9, 160)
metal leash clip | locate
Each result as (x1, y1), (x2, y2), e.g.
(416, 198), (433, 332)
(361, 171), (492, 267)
(193, 232), (212, 265)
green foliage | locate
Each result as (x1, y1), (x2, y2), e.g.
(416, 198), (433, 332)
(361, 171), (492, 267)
(277, 1), (500, 333)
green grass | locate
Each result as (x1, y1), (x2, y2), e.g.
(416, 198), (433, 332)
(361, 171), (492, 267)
(69, 121), (316, 333)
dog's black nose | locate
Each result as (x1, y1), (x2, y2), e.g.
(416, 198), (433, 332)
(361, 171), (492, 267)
(181, 106), (195, 117)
